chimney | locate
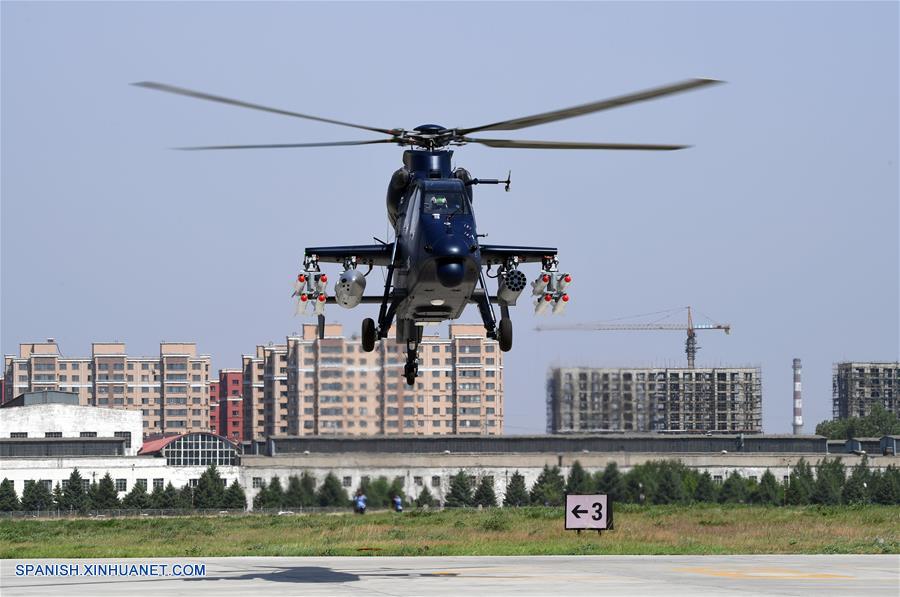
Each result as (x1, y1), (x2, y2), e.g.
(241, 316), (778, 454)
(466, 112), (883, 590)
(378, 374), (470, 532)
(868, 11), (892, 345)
(792, 358), (803, 435)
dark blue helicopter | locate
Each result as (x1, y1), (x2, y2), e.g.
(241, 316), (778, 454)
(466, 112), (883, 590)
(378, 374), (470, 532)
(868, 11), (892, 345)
(135, 78), (720, 385)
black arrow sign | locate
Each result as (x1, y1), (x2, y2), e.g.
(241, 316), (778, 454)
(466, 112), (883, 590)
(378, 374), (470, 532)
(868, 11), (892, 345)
(571, 504), (588, 519)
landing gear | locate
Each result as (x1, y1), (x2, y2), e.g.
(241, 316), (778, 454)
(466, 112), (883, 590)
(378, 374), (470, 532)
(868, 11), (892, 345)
(498, 317), (513, 352)
(404, 361), (418, 386)
(361, 318), (376, 352)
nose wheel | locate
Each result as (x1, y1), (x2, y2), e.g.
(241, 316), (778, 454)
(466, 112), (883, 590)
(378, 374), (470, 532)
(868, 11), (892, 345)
(361, 318), (377, 352)
(498, 318), (513, 352)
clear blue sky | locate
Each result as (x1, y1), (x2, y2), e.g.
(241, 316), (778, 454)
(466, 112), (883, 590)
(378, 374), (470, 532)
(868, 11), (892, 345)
(2, 2), (897, 434)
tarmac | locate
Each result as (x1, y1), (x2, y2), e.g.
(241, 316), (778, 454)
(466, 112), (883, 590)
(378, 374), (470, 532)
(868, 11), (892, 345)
(1, 555), (898, 596)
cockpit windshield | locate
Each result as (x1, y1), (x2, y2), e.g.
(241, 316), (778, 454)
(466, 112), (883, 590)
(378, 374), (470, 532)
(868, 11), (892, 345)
(423, 191), (467, 215)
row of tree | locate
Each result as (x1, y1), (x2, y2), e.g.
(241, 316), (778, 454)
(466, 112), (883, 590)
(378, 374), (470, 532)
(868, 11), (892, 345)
(481, 458), (900, 507)
(3, 458), (899, 513)
(0, 465), (246, 513)
(815, 405), (900, 440)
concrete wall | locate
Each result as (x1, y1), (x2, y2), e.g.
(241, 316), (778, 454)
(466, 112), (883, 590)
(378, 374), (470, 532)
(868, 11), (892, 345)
(0, 404), (143, 455)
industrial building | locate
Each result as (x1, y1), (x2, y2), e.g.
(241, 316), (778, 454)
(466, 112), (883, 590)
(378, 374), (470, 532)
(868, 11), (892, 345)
(3, 340), (212, 436)
(832, 361), (899, 419)
(241, 323), (504, 439)
(546, 366), (762, 434)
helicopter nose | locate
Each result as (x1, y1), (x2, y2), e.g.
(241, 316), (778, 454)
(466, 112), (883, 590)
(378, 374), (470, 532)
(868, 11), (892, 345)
(436, 258), (466, 288)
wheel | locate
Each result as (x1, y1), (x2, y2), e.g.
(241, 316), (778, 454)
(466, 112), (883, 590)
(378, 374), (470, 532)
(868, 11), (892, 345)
(404, 362), (418, 387)
(361, 318), (376, 352)
(498, 318), (513, 352)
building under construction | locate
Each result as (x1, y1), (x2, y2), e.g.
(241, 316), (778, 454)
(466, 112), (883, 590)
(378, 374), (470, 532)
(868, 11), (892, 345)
(832, 361), (899, 420)
(546, 366), (762, 434)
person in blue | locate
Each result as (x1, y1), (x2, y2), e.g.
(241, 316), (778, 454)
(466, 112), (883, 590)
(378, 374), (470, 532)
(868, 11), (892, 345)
(392, 494), (403, 513)
(354, 490), (367, 515)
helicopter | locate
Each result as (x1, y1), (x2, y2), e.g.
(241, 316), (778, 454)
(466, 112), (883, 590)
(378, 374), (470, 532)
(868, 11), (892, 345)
(135, 78), (720, 386)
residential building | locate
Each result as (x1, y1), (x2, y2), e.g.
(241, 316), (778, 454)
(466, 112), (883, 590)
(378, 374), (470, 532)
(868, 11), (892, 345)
(242, 323), (503, 439)
(3, 339), (211, 436)
(546, 366), (762, 434)
(832, 361), (899, 419)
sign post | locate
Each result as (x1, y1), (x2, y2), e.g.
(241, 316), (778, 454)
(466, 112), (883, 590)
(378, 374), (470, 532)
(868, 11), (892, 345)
(565, 494), (612, 534)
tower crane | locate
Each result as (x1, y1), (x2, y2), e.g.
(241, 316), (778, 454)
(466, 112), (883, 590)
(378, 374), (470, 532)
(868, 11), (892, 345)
(535, 306), (730, 368)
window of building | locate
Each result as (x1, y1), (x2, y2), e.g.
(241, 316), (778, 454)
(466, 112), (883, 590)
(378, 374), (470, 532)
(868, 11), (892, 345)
(10, 432), (27, 438)
(431, 475), (441, 487)
(45, 432), (62, 438)
(114, 431), (132, 448)
(153, 478), (164, 490)
(713, 475), (723, 485)
(115, 479), (127, 492)
(79, 431), (97, 438)
(342, 476), (352, 487)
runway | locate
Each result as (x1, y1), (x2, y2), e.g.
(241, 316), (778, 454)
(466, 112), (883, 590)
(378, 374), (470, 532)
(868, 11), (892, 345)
(2, 555), (898, 596)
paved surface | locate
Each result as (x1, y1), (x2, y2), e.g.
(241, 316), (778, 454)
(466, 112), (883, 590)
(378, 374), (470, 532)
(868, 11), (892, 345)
(1, 555), (898, 596)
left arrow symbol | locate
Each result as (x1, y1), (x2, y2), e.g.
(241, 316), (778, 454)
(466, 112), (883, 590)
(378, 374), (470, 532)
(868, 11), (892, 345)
(571, 505), (588, 518)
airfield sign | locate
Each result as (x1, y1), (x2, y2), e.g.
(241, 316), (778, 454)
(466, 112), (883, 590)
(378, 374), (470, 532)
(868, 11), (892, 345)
(565, 494), (612, 531)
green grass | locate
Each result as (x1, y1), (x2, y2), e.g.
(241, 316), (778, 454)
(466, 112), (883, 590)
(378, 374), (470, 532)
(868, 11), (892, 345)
(1, 505), (897, 558)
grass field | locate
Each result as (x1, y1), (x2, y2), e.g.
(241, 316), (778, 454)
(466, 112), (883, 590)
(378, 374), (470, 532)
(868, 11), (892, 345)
(1, 505), (897, 558)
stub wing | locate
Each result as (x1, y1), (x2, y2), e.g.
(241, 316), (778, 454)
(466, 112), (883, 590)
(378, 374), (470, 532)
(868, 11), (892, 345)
(479, 244), (558, 266)
(304, 243), (394, 267)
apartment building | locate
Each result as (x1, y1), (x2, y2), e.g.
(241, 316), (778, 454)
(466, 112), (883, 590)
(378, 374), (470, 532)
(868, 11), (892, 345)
(547, 366), (762, 434)
(3, 339), (211, 436)
(241, 323), (503, 439)
(833, 361), (899, 419)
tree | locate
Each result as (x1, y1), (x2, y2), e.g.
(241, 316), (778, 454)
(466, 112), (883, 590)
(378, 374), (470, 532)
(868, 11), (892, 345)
(266, 476), (285, 509)
(52, 482), (64, 511)
(175, 485), (194, 510)
(388, 476), (405, 503)
(223, 480), (247, 510)
(122, 481), (151, 510)
(149, 484), (166, 509)
(0, 479), (20, 511)
(785, 458), (814, 505)
(811, 458), (845, 505)
(21, 481), (53, 512)
(718, 471), (747, 503)
(445, 471), (475, 507)
(751, 470), (780, 505)
(565, 461), (593, 494)
(842, 458), (871, 505)
(93, 473), (121, 510)
(62, 469), (91, 513)
(158, 482), (180, 509)
(503, 471), (529, 507)
(285, 475), (310, 508)
(473, 477), (497, 508)
(316, 472), (348, 507)
(815, 404), (900, 439)
(654, 464), (686, 504)
(357, 476), (392, 508)
(298, 472), (317, 507)
(252, 480), (269, 510)
(530, 465), (565, 506)
(194, 465), (226, 510)
(623, 464), (656, 504)
(871, 466), (900, 505)
(694, 472), (718, 503)
(415, 485), (435, 508)
(594, 463), (625, 503)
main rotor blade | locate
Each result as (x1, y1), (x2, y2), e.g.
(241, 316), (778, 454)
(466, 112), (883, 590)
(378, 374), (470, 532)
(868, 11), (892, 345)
(466, 138), (688, 150)
(174, 139), (399, 151)
(457, 78), (722, 135)
(133, 81), (398, 136)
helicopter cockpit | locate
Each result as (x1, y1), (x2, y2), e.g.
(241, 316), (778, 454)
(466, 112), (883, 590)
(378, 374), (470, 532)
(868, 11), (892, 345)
(423, 191), (468, 216)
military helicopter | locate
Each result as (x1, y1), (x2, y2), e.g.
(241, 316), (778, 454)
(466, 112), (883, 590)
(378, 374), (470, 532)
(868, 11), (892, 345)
(135, 78), (720, 386)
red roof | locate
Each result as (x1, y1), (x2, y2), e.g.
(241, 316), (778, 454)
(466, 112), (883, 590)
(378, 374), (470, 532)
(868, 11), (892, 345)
(139, 434), (182, 455)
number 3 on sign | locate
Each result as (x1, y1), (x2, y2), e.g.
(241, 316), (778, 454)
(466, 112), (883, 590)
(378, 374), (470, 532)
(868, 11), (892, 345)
(591, 502), (602, 520)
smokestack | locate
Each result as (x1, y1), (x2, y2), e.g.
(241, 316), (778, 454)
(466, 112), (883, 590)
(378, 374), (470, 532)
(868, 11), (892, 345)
(792, 358), (803, 435)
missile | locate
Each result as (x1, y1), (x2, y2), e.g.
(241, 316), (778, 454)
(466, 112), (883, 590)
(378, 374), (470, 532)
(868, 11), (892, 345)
(552, 293), (570, 315)
(498, 269), (527, 305)
(315, 273), (328, 293)
(334, 269), (367, 309)
(292, 273), (307, 295)
(314, 292), (326, 316)
(294, 292), (309, 316)
(534, 293), (553, 315)
(531, 273), (551, 296)
(557, 273), (572, 292)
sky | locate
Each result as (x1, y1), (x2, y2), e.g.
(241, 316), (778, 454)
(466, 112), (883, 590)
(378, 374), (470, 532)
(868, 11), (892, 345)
(1, 2), (897, 434)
